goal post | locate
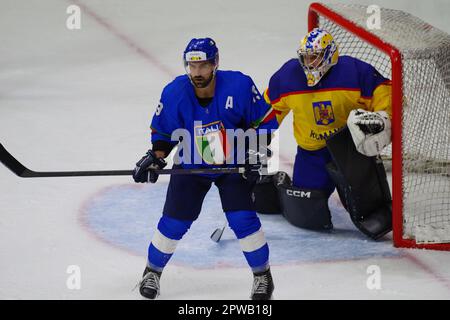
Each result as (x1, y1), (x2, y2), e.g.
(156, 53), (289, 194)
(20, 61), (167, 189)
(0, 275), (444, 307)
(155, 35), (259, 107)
(308, 2), (450, 250)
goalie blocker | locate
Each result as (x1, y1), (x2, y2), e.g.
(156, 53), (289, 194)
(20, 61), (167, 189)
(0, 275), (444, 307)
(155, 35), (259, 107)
(252, 127), (392, 240)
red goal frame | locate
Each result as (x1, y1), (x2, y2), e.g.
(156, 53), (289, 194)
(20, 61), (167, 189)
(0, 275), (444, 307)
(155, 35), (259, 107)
(308, 2), (450, 250)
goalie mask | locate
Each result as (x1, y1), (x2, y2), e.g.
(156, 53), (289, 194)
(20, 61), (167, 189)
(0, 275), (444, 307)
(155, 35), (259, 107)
(297, 28), (339, 87)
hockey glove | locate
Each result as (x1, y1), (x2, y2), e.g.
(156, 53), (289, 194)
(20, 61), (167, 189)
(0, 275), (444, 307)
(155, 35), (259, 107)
(242, 145), (272, 183)
(347, 109), (391, 157)
(133, 149), (167, 183)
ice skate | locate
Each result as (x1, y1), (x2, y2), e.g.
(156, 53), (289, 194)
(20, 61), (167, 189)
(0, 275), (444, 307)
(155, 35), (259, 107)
(139, 267), (161, 300)
(251, 268), (274, 300)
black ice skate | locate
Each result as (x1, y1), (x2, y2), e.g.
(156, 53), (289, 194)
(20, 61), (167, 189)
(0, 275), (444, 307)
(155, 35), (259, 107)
(251, 268), (274, 300)
(139, 267), (161, 299)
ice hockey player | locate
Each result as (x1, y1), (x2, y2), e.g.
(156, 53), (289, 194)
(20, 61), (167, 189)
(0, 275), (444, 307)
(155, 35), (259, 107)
(263, 28), (392, 238)
(132, 38), (278, 300)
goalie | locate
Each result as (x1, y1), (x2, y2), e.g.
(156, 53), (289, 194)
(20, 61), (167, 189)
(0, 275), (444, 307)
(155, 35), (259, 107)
(262, 28), (392, 239)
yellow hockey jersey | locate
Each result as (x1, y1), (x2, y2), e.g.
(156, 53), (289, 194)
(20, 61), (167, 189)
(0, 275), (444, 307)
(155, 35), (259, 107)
(264, 56), (392, 151)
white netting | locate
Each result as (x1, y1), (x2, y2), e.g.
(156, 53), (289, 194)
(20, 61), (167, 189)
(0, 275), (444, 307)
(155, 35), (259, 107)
(315, 3), (450, 243)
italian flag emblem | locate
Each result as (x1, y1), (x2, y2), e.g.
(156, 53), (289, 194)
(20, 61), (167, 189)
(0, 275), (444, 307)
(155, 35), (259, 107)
(195, 121), (231, 165)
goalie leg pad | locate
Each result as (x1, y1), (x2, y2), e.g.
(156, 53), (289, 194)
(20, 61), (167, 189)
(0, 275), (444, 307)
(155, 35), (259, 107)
(251, 172), (291, 214)
(278, 184), (333, 230)
(326, 127), (392, 240)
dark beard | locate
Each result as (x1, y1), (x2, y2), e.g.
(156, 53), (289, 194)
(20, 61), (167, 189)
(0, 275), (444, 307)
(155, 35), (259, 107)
(191, 73), (214, 88)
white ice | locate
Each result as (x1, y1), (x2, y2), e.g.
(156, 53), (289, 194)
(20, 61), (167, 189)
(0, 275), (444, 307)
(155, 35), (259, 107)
(1, 0), (450, 300)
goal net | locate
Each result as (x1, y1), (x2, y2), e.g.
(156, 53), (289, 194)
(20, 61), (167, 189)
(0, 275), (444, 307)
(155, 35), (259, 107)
(309, 3), (450, 249)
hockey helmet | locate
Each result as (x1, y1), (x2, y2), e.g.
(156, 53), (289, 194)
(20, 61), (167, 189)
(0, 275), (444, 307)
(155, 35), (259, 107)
(297, 28), (339, 87)
(183, 38), (219, 66)
(183, 38), (219, 87)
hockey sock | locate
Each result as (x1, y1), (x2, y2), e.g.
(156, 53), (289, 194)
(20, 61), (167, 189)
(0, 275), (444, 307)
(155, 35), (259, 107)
(225, 210), (270, 273)
(147, 215), (193, 272)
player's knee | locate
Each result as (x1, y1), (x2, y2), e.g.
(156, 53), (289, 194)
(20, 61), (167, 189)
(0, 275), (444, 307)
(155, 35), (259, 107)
(278, 184), (333, 230)
(157, 215), (193, 240)
(225, 210), (261, 239)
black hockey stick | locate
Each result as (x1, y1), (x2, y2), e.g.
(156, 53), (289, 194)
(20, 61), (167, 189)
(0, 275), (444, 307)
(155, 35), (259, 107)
(0, 143), (244, 178)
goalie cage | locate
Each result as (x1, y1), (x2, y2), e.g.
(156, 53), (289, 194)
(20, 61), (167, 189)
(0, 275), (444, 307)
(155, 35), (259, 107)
(309, 3), (450, 250)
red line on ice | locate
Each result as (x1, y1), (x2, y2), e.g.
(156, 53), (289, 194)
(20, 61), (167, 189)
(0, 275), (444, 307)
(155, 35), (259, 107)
(70, 0), (177, 78)
(405, 253), (450, 292)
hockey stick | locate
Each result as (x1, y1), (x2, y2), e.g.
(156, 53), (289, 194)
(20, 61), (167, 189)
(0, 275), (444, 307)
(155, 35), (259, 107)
(210, 222), (227, 243)
(0, 143), (244, 178)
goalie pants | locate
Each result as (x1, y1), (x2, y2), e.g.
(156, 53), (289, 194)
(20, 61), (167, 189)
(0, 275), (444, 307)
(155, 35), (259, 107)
(292, 146), (335, 197)
(147, 173), (269, 273)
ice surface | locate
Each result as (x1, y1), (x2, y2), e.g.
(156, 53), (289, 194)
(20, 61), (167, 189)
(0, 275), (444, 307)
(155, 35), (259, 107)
(1, 0), (450, 300)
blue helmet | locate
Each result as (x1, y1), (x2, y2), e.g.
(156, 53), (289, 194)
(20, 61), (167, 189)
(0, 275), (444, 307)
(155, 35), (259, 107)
(183, 37), (219, 64)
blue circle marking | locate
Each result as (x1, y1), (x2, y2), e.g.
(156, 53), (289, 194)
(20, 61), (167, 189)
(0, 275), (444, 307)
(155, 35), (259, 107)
(83, 183), (400, 268)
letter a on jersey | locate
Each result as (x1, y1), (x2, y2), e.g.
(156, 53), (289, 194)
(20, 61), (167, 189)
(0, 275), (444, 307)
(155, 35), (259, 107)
(225, 96), (233, 109)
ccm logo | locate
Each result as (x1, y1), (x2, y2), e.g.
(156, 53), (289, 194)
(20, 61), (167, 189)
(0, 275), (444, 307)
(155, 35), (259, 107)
(286, 189), (311, 198)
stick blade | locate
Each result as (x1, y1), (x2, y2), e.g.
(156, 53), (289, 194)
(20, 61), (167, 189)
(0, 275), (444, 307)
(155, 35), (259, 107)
(0, 143), (30, 177)
(210, 227), (225, 242)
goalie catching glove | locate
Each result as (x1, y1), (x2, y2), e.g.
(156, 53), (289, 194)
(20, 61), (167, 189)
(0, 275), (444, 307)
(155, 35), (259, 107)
(347, 109), (391, 157)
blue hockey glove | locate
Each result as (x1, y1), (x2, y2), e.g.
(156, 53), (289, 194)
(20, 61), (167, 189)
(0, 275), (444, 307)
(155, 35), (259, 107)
(133, 150), (167, 183)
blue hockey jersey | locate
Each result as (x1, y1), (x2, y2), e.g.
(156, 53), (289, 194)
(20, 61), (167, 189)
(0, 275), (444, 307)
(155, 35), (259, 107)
(150, 70), (278, 169)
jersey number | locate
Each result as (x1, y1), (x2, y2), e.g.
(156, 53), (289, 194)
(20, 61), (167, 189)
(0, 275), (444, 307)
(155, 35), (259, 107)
(156, 102), (164, 116)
